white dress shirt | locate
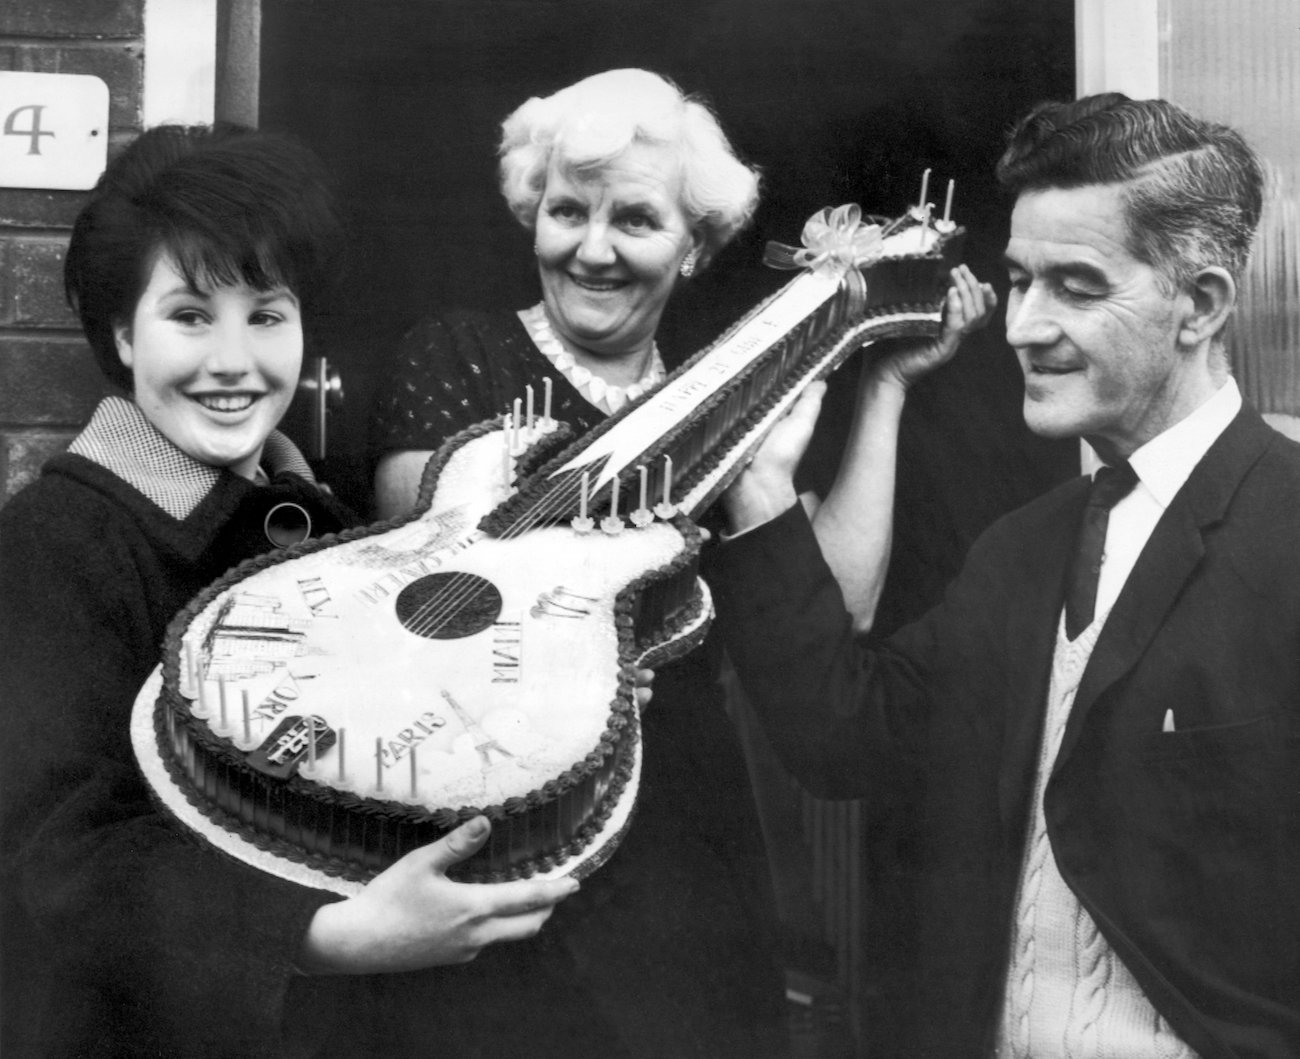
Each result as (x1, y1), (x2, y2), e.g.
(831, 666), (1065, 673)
(1092, 378), (1242, 618)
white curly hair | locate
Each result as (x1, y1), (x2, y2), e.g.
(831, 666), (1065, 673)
(498, 68), (760, 268)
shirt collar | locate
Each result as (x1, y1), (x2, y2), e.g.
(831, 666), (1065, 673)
(68, 396), (314, 520)
(1119, 377), (1242, 508)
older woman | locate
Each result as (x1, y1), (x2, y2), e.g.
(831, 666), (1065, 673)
(0, 124), (581, 1059)
(371, 69), (791, 1057)
(373, 68), (759, 511)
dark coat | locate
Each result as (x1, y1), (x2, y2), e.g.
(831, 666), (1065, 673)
(0, 443), (357, 1058)
(710, 405), (1300, 1059)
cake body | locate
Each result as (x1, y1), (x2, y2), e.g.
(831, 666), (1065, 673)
(157, 426), (705, 882)
(147, 207), (962, 886)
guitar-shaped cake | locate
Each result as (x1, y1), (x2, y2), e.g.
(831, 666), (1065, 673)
(132, 199), (965, 893)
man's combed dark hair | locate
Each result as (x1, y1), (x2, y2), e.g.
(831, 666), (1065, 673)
(996, 93), (1264, 290)
(64, 123), (344, 390)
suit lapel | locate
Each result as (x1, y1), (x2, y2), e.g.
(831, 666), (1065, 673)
(1053, 408), (1275, 771)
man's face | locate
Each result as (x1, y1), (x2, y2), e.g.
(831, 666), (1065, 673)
(1003, 183), (1198, 462)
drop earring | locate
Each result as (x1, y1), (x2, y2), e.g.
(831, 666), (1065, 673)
(679, 251), (697, 278)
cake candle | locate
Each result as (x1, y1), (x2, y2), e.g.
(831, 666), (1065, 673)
(512, 398), (522, 452)
(502, 413), (511, 479)
(218, 675), (228, 729)
(943, 179), (954, 224)
(410, 746), (418, 796)
(601, 473), (625, 534)
(241, 689), (251, 743)
(544, 377), (553, 428)
(630, 464), (654, 527)
(579, 471), (589, 519)
(526, 385), (535, 431)
(918, 168), (931, 211)
(307, 718), (317, 768)
(337, 727), (346, 781)
(663, 455), (673, 504)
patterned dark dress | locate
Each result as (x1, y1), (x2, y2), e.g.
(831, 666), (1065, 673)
(371, 309), (790, 1058)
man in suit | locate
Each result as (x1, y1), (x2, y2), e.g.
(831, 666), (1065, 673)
(710, 93), (1299, 1057)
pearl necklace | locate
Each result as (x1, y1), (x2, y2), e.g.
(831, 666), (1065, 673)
(518, 304), (665, 415)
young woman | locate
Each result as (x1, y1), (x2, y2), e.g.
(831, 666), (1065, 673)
(0, 124), (579, 1058)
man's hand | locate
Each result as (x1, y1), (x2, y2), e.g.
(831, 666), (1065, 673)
(298, 816), (579, 975)
(874, 265), (996, 391)
(722, 380), (828, 535)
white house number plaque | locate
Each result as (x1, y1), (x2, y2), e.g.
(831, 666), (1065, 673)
(0, 71), (109, 191)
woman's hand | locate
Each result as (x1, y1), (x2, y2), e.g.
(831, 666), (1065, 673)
(873, 265), (996, 391)
(298, 816), (579, 975)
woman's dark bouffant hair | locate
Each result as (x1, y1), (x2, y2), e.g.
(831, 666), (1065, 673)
(64, 123), (345, 391)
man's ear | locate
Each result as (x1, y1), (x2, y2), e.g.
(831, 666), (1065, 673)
(113, 319), (135, 370)
(1179, 266), (1236, 350)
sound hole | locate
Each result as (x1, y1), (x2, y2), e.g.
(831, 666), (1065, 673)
(395, 573), (503, 640)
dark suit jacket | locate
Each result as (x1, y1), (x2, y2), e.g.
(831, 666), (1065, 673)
(710, 405), (1300, 1058)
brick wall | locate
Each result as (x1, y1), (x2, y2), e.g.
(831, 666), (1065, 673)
(0, 1), (144, 505)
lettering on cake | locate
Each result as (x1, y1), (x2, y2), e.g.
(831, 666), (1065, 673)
(296, 575), (338, 618)
(252, 671), (316, 723)
(490, 620), (522, 683)
(354, 557), (447, 607)
(248, 714), (336, 779)
(379, 711), (448, 768)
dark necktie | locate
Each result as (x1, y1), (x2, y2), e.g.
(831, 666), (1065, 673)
(1064, 461), (1139, 640)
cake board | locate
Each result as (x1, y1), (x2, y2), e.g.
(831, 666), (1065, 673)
(131, 665), (643, 897)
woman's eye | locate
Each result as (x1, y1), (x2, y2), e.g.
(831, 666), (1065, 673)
(549, 203), (584, 223)
(250, 311), (284, 327)
(619, 213), (655, 232)
(172, 309), (207, 326)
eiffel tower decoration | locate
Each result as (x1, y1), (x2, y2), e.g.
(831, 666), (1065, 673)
(440, 689), (515, 766)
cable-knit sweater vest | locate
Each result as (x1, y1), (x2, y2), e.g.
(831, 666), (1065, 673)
(994, 612), (1198, 1059)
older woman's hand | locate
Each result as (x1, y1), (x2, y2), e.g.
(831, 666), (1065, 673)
(872, 265), (996, 391)
(297, 816), (579, 975)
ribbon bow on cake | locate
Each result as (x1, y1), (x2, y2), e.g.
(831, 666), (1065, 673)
(763, 203), (884, 312)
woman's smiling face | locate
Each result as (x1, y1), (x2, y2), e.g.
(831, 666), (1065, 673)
(534, 140), (701, 360)
(114, 251), (303, 479)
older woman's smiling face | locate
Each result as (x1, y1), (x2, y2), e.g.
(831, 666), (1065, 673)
(535, 141), (701, 363)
